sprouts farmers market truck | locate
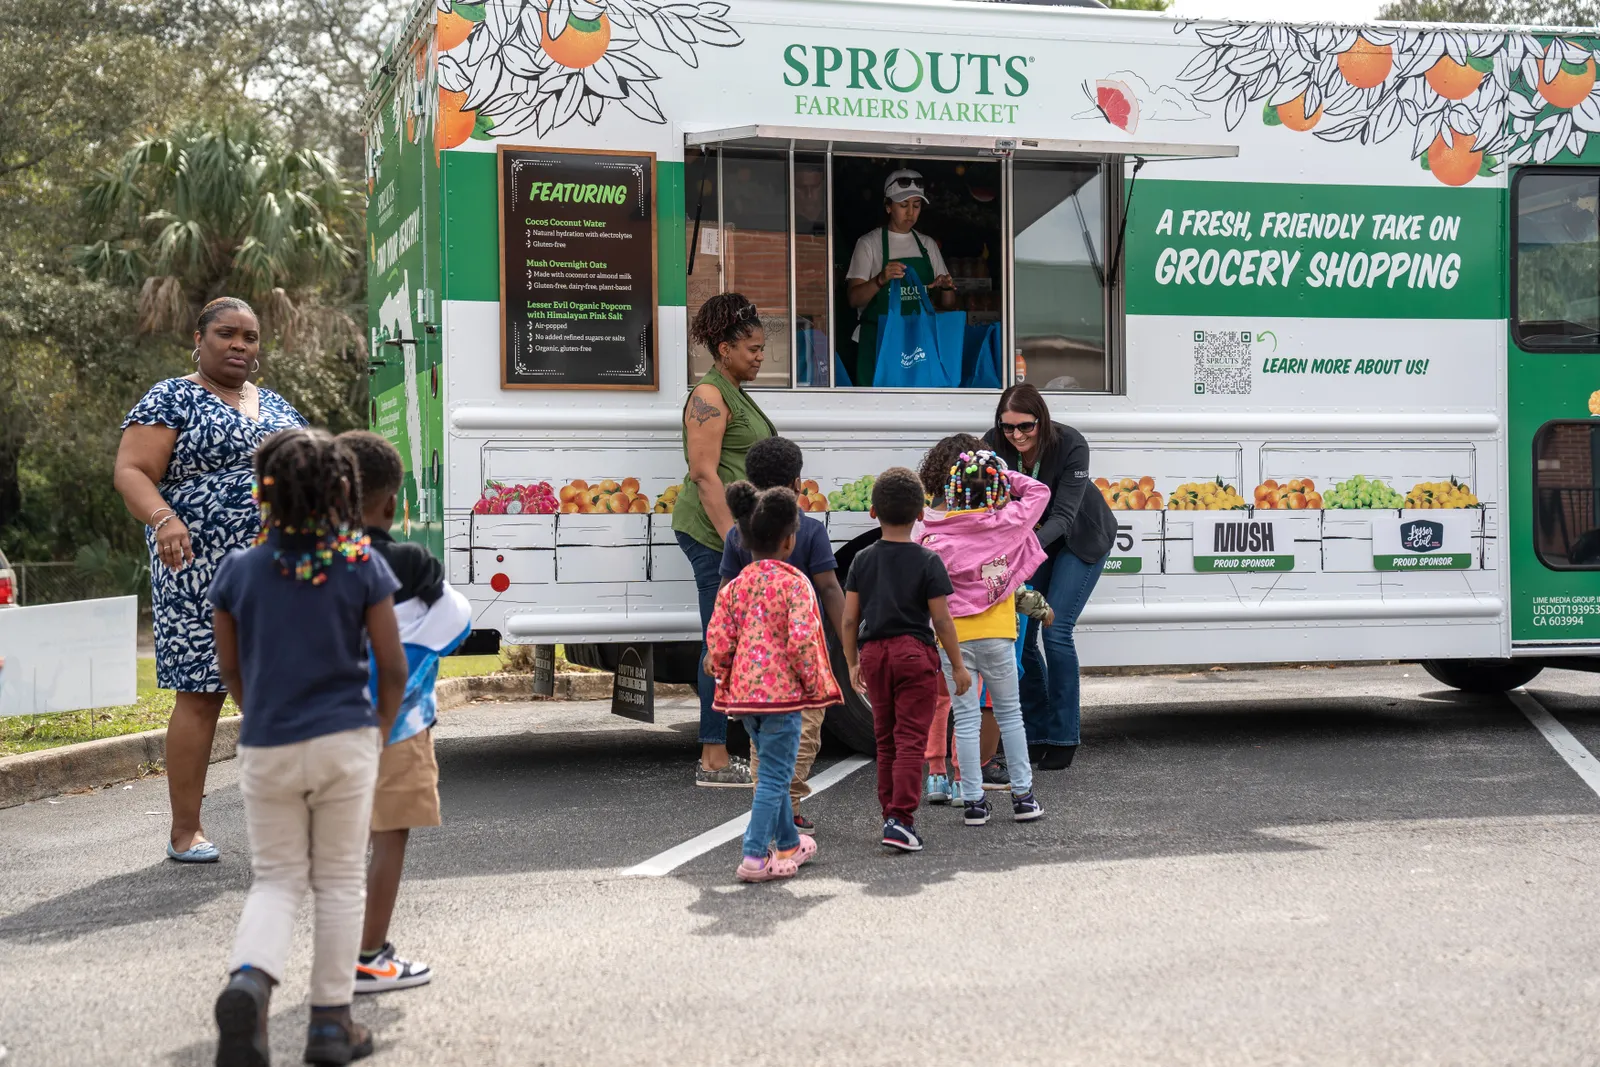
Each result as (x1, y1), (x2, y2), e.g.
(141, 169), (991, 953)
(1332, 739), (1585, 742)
(364, 0), (1600, 749)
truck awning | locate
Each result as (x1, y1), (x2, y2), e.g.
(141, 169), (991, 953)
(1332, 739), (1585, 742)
(683, 124), (1238, 162)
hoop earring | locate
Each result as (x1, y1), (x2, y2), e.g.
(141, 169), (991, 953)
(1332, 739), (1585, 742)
(250, 359), (260, 374)
(191, 347), (200, 365)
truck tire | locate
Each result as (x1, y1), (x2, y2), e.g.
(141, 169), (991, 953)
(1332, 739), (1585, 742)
(823, 627), (875, 755)
(1420, 658), (1544, 694)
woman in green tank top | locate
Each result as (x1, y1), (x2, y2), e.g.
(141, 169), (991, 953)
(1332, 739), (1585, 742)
(674, 293), (776, 786)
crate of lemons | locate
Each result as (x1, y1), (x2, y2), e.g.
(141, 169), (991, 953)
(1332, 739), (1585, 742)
(1404, 478), (1480, 509)
(557, 478), (652, 515)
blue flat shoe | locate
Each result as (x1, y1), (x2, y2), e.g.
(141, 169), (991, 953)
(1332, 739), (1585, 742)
(167, 839), (220, 864)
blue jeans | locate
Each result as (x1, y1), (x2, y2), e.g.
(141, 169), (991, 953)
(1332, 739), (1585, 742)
(740, 713), (802, 858)
(676, 531), (727, 746)
(1020, 549), (1106, 747)
(940, 638), (1032, 803)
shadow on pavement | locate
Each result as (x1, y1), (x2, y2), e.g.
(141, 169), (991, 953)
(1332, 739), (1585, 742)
(0, 856), (248, 945)
(9, 687), (1596, 945)
(676, 689), (1600, 933)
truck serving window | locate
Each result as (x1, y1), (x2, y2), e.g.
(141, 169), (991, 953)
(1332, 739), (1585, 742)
(1514, 168), (1600, 353)
(684, 143), (1125, 392)
(1534, 419), (1600, 570)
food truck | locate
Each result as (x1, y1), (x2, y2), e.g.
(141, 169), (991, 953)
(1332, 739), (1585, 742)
(364, 0), (1600, 748)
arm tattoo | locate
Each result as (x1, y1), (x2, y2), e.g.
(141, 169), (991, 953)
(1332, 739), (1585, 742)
(688, 395), (722, 426)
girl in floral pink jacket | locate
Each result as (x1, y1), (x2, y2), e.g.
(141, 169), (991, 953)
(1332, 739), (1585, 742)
(705, 482), (841, 882)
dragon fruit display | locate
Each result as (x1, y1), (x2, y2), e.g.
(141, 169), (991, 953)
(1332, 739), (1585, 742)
(472, 480), (559, 515)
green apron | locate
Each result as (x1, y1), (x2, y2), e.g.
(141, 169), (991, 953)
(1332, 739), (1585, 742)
(855, 227), (935, 387)
(671, 364), (776, 551)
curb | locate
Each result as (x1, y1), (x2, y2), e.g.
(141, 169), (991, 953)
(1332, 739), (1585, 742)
(0, 672), (693, 811)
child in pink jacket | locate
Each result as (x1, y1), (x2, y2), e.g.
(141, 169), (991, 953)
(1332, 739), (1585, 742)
(705, 481), (841, 882)
(916, 450), (1049, 826)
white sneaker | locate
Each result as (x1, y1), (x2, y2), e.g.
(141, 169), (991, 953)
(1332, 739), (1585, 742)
(354, 943), (432, 993)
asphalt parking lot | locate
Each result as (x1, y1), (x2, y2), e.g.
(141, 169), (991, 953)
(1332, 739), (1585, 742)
(4, 663), (1600, 1065)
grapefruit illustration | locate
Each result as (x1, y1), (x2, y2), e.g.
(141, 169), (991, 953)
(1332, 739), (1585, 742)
(1539, 56), (1596, 109)
(1426, 130), (1482, 187)
(1337, 36), (1393, 89)
(1425, 56), (1485, 100)
(540, 11), (611, 70)
(437, 9), (476, 51)
(1094, 79), (1139, 135)
(437, 88), (476, 158)
(1276, 94), (1323, 131)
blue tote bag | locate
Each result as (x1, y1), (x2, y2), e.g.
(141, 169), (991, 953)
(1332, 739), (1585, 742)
(873, 280), (963, 389)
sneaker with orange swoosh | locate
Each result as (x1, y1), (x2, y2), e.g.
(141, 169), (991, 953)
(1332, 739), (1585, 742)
(354, 943), (432, 993)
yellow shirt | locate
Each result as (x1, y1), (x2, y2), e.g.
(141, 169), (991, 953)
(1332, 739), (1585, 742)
(952, 597), (1017, 643)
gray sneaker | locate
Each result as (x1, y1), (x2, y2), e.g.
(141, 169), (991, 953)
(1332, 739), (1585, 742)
(695, 756), (753, 788)
(981, 757), (1010, 791)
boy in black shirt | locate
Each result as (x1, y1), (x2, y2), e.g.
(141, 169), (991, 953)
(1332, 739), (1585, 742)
(842, 467), (969, 852)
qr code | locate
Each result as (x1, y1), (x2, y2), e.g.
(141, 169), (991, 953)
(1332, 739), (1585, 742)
(1192, 329), (1252, 396)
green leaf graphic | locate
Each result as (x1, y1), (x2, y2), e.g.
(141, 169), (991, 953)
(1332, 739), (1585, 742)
(454, 2), (487, 21)
(1262, 99), (1282, 126)
(470, 112), (496, 140)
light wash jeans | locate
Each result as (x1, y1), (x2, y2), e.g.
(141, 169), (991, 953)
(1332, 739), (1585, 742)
(230, 726), (380, 1006)
(940, 637), (1032, 803)
(739, 712), (803, 859)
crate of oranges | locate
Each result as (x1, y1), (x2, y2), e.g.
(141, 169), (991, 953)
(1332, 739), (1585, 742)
(1094, 476), (1164, 511)
(1253, 478), (1323, 510)
(557, 478), (651, 515)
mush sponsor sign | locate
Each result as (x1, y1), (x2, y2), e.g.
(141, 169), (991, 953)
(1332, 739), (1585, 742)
(1193, 518), (1294, 572)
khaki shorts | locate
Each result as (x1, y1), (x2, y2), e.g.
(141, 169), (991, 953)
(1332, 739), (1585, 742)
(371, 728), (441, 832)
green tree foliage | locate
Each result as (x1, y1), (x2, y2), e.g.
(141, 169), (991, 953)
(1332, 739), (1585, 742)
(0, 0), (398, 563)
(76, 124), (362, 350)
(1377, 0), (1599, 23)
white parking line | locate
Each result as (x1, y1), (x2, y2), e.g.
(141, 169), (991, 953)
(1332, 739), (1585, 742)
(620, 755), (871, 877)
(1508, 688), (1600, 802)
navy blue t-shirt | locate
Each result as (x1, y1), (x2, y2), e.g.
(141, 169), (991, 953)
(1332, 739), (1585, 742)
(209, 538), (400, 747)
(720, 513), (837, 587)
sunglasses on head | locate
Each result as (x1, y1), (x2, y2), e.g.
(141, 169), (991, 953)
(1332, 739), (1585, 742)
(999, 418), (1038, 436)
(736, 302), (760, 322)
(888, 176), (923, 190)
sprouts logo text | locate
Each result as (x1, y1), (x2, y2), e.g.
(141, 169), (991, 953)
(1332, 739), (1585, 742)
(782, 44), (1030, 126)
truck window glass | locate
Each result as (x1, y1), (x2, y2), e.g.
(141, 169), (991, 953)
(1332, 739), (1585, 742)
(1534, 420), (1600, 570)
(1013, 160), (1110, 391)
(794, 153), (830, 388)
(1514, 169), (1600, 352)
(721, 150), (791, 386)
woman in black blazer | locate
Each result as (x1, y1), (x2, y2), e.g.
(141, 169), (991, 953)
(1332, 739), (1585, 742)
(983, 384), (1114, 770)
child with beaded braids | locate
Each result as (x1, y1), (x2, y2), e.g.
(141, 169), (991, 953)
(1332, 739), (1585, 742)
(208, 427), (408, 1067)
(916, 449), (1051, 826)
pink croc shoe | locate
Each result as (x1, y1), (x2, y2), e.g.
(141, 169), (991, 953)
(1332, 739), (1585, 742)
(776, 834), (817, 868)
(736, 850), (799, 883)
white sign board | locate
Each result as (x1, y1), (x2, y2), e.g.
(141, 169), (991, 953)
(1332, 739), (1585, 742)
(0, 597), (138, 717)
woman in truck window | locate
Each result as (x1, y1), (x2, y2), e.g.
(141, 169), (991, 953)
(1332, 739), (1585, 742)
(845, 169), (958, 387)
(674, 293), (776, 787)
(982, 384), (1113, 772)
(113, 297), (308, 863)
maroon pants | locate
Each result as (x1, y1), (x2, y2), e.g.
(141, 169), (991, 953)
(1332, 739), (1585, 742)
(860, 634), (941, 826)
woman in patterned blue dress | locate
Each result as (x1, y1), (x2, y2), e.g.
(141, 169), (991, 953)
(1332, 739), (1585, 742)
(114, 298), (307, 862)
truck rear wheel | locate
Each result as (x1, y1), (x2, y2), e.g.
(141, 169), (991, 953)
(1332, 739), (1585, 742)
(823, 628), (875, 755)
(1420, 658), (1545, 694)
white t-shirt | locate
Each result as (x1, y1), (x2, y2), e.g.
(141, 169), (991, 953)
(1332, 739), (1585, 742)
(845, 227), (950, 283)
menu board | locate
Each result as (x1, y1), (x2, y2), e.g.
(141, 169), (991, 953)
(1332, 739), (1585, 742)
(498, 146), (657, 390)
